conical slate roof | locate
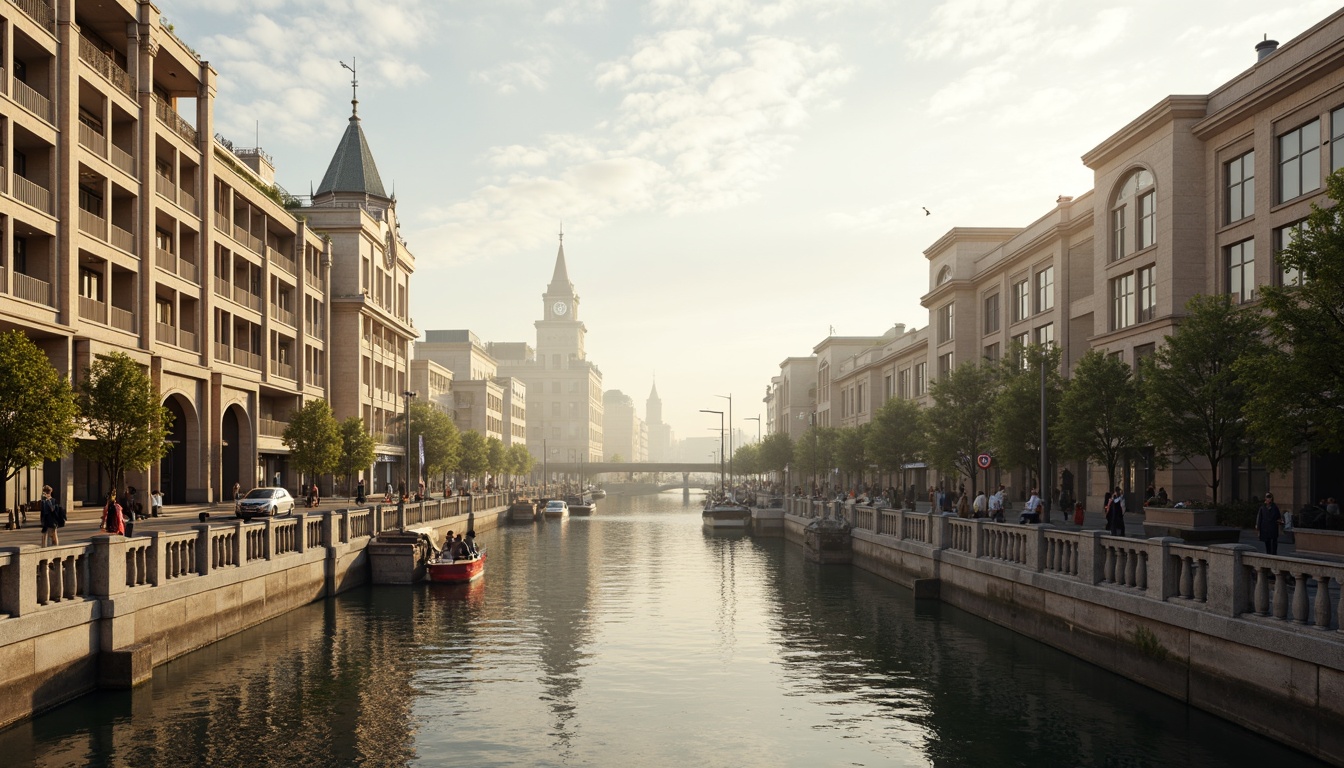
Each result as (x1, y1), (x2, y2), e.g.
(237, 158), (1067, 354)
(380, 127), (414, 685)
(315, 115), (387, 198)
(547, 239), (573, 295)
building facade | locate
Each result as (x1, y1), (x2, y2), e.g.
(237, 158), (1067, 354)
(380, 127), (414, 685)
(767, 15), (1344, 508)
(0, 0), (417, 508)
(602, 389), (646, 463)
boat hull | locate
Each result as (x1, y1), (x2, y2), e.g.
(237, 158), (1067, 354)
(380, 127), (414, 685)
(702, 505), (752, 529)
(570, 503), (595, 516)
(427, 551), (486, 583)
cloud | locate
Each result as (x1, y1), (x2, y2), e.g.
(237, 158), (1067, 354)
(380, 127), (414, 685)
(909, 0), (1130, 62)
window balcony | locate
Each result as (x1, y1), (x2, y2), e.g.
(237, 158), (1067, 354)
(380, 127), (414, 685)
(178, 258), (199, 284)
(110, 306), (135, 333)
(308, 369), (326, 387)
(155, 174), (176, 203)
(214, 341), (230, 362)
(213, 210), (229, 233)
(179, 189), (197, 215)
(110, 145), (135, 177)
(155, 322), (175, 345)
(270, 359), (294, 380)
(152, 94), (197, 145)
(78, 295), (105, 323)
(14, 0), (56, 34)
(271, 304), (296, 327)
(78, 208), (105, 238)
(179, 329), (197, 351)
(110, 224), (134, 254)
(12, 78), (53, 124)
(259, 418), (288, 438)
(232, 348), (262, 371)
(12, 272), (52, 306)
(77, 35), (134, 99)
(213, 275), (230, 298)
(156, 248), (177, 273)
(268, 245), (297, 275)
(12, 175), (53, 214)
(77, 122), (106, 156)
(233, 285), (261, 312)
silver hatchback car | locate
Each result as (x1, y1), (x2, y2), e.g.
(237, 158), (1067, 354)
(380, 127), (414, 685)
(236, 487), (296, 521)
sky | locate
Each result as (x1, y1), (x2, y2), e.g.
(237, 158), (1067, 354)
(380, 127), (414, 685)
(158, 0), (1338, 444)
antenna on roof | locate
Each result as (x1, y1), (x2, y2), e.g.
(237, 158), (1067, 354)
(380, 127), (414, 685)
(340, 58), (358, 116)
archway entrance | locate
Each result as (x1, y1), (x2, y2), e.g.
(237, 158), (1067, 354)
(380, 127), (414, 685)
(160, 397), (188, 504)
(222, 406), (242, 498)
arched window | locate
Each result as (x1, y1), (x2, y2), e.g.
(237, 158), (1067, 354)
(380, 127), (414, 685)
(1110, 168), (1155, 262)
(936, 265), (952, 285)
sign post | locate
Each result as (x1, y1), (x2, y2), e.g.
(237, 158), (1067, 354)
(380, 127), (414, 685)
(976, 453), (992, 498)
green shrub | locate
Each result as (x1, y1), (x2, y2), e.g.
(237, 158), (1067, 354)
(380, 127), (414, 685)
(1214, 499), (1259, 529)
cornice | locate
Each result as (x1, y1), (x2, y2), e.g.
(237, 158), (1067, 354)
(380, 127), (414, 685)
(1081, 95), (1208, 170)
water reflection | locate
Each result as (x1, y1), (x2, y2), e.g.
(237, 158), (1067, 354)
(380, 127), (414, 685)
(3, 493), (1327, 768)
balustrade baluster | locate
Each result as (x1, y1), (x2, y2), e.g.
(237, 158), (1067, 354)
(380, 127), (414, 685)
(1292, 572), (1311, 624)
(1254, 567), (1270, 614)
(62, 557), (76, 599)
(1273, 570), (1289, 620)
(1104, 547), (1116, 583)
(1313, 575), (1332, 630)
(1194, 560), (1207, 602)
(1179, 557), (1193, 598)
(1136, 552), (1147, 590)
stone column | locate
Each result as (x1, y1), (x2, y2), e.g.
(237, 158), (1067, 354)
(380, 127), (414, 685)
(233, 520), (247, 565)
(932, 512), (951, 549)
(295, 511), (308, 552)
(1027, 525), (1047, 572)
(1076, 529), (1104, 585)
(149, 532), (167, 585)
(1, 545), (40, 616)
(194, 524), (212, 575)
(1206, 543), (1254, 617)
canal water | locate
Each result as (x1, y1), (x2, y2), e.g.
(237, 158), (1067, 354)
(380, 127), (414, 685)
(1, 492), (1326, 767)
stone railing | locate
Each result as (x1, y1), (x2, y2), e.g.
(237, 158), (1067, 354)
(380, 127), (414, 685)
(12, 0), (55, 33)
(823, 503), (1344, 635)
(153, 94), (198, 145)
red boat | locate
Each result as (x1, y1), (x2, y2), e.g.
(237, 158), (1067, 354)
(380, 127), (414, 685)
(427, 549), (486, 583)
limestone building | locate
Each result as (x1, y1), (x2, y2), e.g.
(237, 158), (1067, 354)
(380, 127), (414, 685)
(768, 12), (1344, 508)
(0, 0), (417, 507)
(413, 329), (525, 443)
(602, 389), (646, 463)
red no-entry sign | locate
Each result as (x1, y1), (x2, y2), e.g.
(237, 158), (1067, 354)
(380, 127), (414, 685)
(976, 453), (992, 469)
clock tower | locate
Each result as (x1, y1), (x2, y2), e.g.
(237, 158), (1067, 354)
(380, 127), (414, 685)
(536, 231), (585, 363)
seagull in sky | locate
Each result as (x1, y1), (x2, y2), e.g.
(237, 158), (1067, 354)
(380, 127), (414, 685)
(922, 206), (931, 216)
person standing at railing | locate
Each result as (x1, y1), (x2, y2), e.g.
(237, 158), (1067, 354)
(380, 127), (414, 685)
(39, 485), (62, 547)
(1255, 493), (1284, 555)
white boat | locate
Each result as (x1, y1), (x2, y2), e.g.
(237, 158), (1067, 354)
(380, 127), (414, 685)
(702, 497), (752, 528)
(543, 499), (569, 519)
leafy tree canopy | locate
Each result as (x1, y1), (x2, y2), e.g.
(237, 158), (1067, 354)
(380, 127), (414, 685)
(337, 416), (376, 492)
(990, 343), (1063, 488)
(866, 396), (925, 482)
(283, 399), (341, 481)
(1055, 349), (1144, 492)
(78, 352), (172, 493)
(758, 432), (794, 473)
(458, 430), (489, 481)
(835, 425), (870, 485)
(408, 402), (460, 477)
(0, 331), (78, 487)
(1141, 294), (1264, 503)
(925, 360), (1001, 494)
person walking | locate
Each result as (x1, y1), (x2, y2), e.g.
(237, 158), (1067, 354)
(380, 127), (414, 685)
(972, 490), (987, 518)
(1255, 493), (1284, 555)
(233, 481), (241, 503)
(151, 489), (164, 517)
(1104, 490), (1126, 536)
(102, 493), (125, 536)
(356, 479), (366, 505)
(39, 485), (62, 547)
(1021, 488), (1042, 524)
(989, 485), (1005, 522)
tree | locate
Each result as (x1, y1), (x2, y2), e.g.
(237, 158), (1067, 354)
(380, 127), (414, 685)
(78, 352), (173, 495)
(1141, 294), (1264, 503)
(925, 360), (1001, 495)
(337, 416), (376, 496)
(408, 403), (460, 480)
(609, 453), (625, 463)
(758, 432), (793, 476)
(458, 431), (488, 485)
(793, 426), (837, 489)
(486, 436), (505, 486)
(866, 397), (925, 494)
(507, 444), (535, 485)
(282, 399), (341, 487)
(1241, 168), (1344, 470)
(835, 425), (870, 488)
(1056, 350), (1145, 494)
(991, 343), (1064, 490)
(732, 443), (760, 479)
(0, 331), (78, 512)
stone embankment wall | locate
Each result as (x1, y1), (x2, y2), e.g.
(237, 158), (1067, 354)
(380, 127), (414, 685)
(779, 498), (1344, 766)
(0, 494), (509, 729)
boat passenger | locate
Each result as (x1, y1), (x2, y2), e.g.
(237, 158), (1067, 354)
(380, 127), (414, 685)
(449, 534), (470, 561)
(465, 531), (478, 557)
(442, 531), (454, 560)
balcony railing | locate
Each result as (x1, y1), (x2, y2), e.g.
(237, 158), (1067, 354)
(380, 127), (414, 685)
(155, 174), (176, 203)
(179, 189), (197, 214)
(213, 210), (229, 233)
(213, 276), (230, 298)
(234, 285), (261, 312)
(179, 258), (199, 284)
(155, 322), (175, 345)
(110, 306), (135, 332)
(110, 144), (135, 177)
(15, 0), (57, 34)
(271, 304), (295, 327)
(78, 208), (105, 238)
(308, 369), (326, 387)
(233, 349), (262, 371)
(12, 175), (52, 214)
(270, 359), (294, 380)
(268, 245), (297, 274)
(155, 248), (176, 273)
(259, 418), (288, 438)
(233, 224), (261, 254)
(179, 329), (197, 351)
(77, 35), (134, 99)
(153, 94), (198, 145)
(12, 77), (52, 123)
(214, 342), (230, 362)
(12, 272), (52, 306)
(78, 295), (104, 323)
(110, 224), (134, 254)
(77, 122), (106, 156)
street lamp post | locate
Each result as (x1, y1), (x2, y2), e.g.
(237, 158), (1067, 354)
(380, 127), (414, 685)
(700, 409), (725, 496)
(401, 390), (417, 500)
(716, 393), (732, 490)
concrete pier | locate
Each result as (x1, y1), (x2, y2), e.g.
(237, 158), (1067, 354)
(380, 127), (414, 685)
(0, 493), (509, 729)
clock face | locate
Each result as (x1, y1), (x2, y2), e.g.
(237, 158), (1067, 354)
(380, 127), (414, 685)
(553, 301), (568, 316)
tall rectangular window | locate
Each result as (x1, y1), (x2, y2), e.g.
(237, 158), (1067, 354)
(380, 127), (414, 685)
(937, 303), (955, 343)
(897, 368), (910, 399)
(79, 268), (102, 300)
(1035, 266), (1054, 313)
(1137, 265), (1156, 322)
(883, 375), (893, 402)
(1226, 150), (1255, 222)
(983, 293), (1000, 334)
(1279, 119), (1321, 202)
(1333, 106), (1344, 172)
(1011, 279), (1029, 323)
(1111, 273), (1135, 330)
(1137, 191), (1156, 249)
(983, 343), (1000, 363)
(937, 352), (954, 381)
(1227, 239), (1255, 303)
(1010, 332), (1030, 369)
(1034, 323), (1054, 349)
(913, 363), (927, 396)
(1110, 205), (1127, 261)
(1274, 221), (1307, 286)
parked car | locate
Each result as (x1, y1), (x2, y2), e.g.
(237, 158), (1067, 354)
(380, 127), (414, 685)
(236, 487), (296, 521)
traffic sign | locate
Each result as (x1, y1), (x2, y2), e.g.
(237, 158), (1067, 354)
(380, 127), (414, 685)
(976, 453), (992, 469)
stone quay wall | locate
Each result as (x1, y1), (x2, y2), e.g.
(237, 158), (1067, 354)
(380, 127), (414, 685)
(0, 493), (509, 730)
(780, 498), (1344, 766)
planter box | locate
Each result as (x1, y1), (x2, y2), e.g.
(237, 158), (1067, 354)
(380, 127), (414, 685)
(1142, 507), (1241, 544)
(1292, 528), (1344, 558)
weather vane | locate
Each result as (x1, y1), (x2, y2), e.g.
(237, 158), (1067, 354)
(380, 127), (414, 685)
(340, 58), (358, 116)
